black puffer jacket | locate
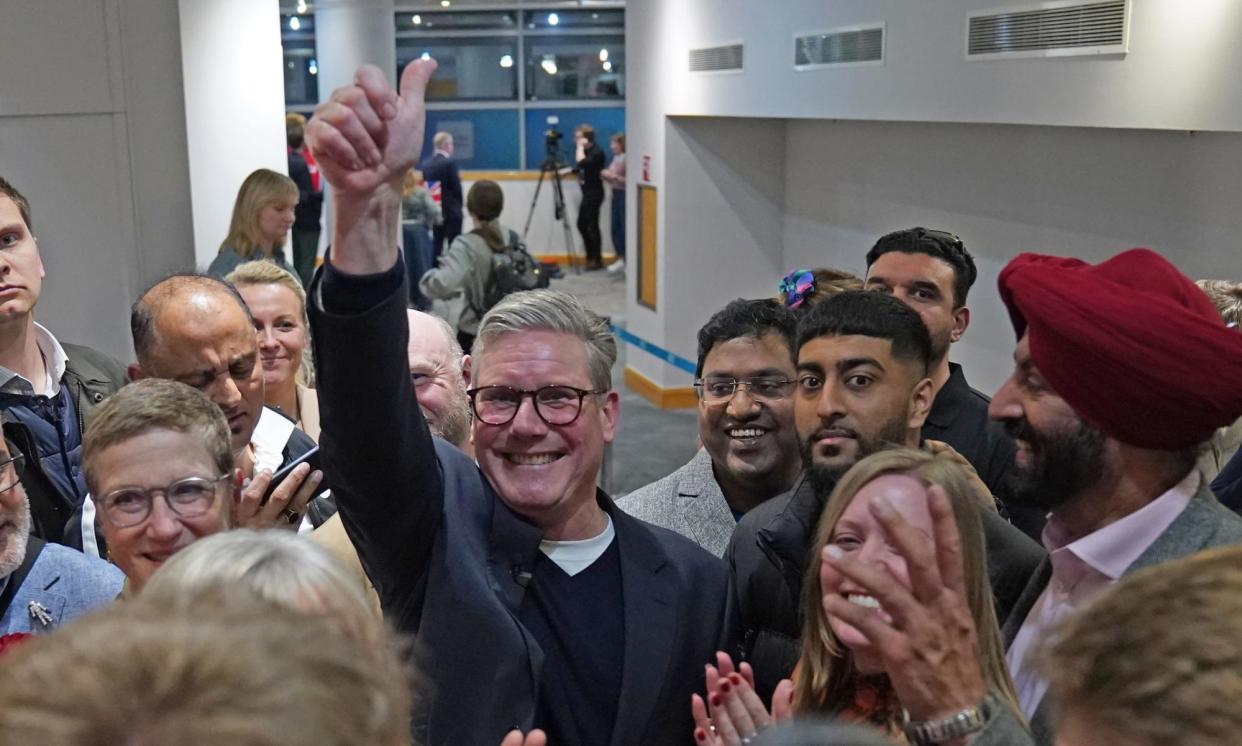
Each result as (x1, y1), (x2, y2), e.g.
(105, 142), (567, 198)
(727, 474), (1046, 702)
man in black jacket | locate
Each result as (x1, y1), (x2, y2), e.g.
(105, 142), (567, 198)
(727, 291), (1044, 700)
(306, 61), (730, 746)
(574, 124), (606, 270)
(418, 131), (462, 259)
(287, 114), (324, 286)
(0, 176), (128, 545)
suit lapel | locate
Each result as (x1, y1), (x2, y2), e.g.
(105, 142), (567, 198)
(1001, 558), (1051, 649)
(608, 504), (676, 746)
(676, 451), (736, 554)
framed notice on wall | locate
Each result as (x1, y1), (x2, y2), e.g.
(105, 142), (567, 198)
(637, 184), (657, 310)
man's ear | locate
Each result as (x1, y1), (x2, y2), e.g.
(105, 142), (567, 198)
(908, 375), (935, 431)
(460, 354), (472, 389)
(127, 363), (146, 382)
(950, 306), (970, 344)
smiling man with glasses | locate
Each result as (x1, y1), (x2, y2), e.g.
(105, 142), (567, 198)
(618, 298), (801, 557)
(304, 61), (729, 746)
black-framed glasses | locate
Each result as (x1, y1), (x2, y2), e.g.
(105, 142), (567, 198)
(467, 385), (605, 426)
(694, 376), (796, 404)
(0, 454), (24, 493)
(98, 474), (230, 528)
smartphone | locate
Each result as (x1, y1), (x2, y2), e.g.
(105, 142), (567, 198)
(261, 446), (326, 505)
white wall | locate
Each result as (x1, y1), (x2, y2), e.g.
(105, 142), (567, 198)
(625, 0), (1242, 392)
(0, 0), (195, 362)
(179, 0), (288, 268)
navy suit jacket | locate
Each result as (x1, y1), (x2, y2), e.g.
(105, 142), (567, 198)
(309, 259), (729, 746)
(418, 152), (463, 224)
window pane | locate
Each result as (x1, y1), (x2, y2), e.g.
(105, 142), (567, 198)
(422, 109), (521, 170)
(525, 34), (624, 100)
(398, 38), (518, 101)
(525, 10), (624, 30)
(281, 12), (318, 107)
(395, 11), (517, 32)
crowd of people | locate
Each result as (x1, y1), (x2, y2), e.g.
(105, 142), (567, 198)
(1, 56), (1242, 746)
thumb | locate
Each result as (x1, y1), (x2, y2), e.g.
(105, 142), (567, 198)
(772, 678), (795, 721)
(399, 57), (438, 104)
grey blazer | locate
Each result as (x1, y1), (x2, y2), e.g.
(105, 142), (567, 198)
(616, 449), (737, 557)
(994, 477), (1242, 746)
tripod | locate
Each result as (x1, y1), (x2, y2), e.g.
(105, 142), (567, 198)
(522, 155), (582, 275)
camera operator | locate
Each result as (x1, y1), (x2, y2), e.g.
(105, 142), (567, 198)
(573, 124), (606, 271)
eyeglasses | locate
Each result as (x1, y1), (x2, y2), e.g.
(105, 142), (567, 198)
(0, 454), (24, 493)
(98, 474), (230, 528)
(467, 385), (605, 426)
(694, 377), (796, 404)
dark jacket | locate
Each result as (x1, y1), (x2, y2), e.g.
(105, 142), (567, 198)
(576, 142), (606, 194)
(309, 259), (730, 746)
(1212, 446), (1242, 511)
(728, 473), (1046, 702)
(2, 343), (127, 544)
(418, 152), (463, 224)
(289, 148), (323, 231)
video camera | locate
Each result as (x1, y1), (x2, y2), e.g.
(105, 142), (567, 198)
(544, 115), (563, 159)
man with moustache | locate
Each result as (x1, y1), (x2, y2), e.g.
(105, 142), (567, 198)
(312, 308), (473, 614)
(816, 249), (1242, 746)
(727, 290), (1043, 699)
(619, 298), (801, 557)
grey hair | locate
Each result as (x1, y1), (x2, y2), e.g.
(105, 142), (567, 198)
(141, 530), (377, 640)
(473, 289), (616, 392)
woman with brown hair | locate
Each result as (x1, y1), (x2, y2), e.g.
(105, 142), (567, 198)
(694, 448), (1024, 743)
(208, 168), (300, 279)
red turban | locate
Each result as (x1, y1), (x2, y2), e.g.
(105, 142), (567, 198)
(998, 248), (1242, 450)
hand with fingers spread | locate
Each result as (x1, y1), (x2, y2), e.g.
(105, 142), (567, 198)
(233, 463), (323, 531)
(498, 728), (546, 746)
(820, 481), (986, 723)
(691, 651), (794, 745)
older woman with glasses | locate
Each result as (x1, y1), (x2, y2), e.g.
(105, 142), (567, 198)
(82, 379), (235, 593)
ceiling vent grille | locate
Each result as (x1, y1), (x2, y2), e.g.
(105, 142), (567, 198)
(795, 24), (884, 69)
(967, 0), (1129, 59)
(688, 43), (744, 73)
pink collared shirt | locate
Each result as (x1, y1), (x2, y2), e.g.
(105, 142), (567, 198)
(1007, 469), (1200, 717)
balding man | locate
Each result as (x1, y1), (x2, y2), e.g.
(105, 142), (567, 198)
(67, 274), (327, 556)
(312, 308), (473, 614)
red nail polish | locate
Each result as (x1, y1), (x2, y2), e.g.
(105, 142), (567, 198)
(709, 692), (721, 707)
(728, 673), (742, 685)
(696, 728), (707, 742)
(720, 680), (731, 693)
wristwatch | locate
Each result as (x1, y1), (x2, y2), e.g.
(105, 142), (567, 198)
(902, 697), (992, 745)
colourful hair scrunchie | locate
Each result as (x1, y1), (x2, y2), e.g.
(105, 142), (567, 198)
(779, 269), (816, 309)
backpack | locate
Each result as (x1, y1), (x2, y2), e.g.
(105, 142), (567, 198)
(480, 229), (550, 312)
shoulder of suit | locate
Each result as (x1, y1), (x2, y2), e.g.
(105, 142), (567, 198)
(31, 543), (124, 591)
(614, 508), (727, 578)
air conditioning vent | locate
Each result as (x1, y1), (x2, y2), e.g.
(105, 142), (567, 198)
(967, 0), (1129, 59)
(689, 43), (744, 73)
(795, 24), (884, 69)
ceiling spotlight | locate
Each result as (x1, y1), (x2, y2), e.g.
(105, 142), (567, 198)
(548, 13), (559, 26)
(296, 0), (307, 13)
(412, 14), (421, 24)
(499, 54), (514, 69)
(440, 0), (450, 6)
(541, 58), (558, 75)
(308, 59), (318, 75)
(420, 51), (431, 61)
(602, 60), (612, 72)
(288, 16), (301, 31)
(599, 48), (608, 62)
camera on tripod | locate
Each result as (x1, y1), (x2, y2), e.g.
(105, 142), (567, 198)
(544, 115), (563, 159)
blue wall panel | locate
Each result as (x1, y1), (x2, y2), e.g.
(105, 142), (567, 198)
(419, 109), (522, 170)
(523, 106), (625, 170)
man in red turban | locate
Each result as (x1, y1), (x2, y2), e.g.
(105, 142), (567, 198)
(988, 247), (1242, 744)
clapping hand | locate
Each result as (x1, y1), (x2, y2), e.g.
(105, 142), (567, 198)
(690, 651), (794, 745)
